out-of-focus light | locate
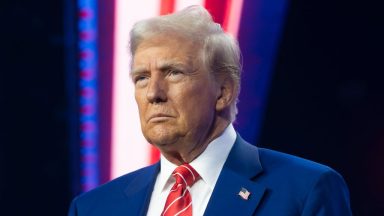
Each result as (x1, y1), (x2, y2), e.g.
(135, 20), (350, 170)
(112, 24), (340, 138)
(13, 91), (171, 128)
(175, 0), (204, 11)
(111, 0), (161, 179)
(78, 0), (99, 192)
(224, 0), (244, 38)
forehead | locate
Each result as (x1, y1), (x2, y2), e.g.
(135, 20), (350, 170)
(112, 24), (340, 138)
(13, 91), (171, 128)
(132, 35), (200, 68)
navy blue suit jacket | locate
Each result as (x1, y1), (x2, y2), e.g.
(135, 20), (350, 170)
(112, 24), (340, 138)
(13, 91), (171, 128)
(68, 135), (352, 215)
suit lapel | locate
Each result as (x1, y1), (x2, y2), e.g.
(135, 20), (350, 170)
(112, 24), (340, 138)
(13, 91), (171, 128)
(124, 163), (160, 216)
(203, 135), (266, 216)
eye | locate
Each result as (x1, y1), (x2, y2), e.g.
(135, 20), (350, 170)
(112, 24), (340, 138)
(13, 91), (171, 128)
(133, 75), (149, 86)
(138, 76), (148, 81)
(134, 76), (144, 82)
(168, 69), (183, 76)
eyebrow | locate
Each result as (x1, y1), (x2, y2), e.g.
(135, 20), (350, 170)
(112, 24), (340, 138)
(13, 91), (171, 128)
(157, 61), (186, 72)
(131, 61), (188, 77)
(130, 66), (148, 77)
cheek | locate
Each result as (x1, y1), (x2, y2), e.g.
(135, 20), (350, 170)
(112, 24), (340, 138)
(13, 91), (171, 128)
(135, 87), (147, 104)
(172, 84), (217, 119)
(135, 91), (147, 117)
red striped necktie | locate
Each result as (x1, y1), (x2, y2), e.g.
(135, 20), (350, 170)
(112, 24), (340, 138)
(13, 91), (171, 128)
(161, 164), (200, 216)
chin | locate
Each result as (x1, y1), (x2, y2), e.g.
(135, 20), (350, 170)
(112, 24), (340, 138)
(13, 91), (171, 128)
(151, 134), (177, 145)
(144, 129), (179, 146)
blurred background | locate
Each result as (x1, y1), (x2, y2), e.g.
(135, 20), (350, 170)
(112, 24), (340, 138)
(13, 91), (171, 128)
(1, 0), (383, 215)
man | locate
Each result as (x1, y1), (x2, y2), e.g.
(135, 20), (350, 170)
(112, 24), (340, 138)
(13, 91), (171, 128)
(69, 6), (351, 216)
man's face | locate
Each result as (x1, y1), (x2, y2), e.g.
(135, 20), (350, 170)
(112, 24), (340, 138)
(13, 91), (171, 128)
(132, 36), (220, 153)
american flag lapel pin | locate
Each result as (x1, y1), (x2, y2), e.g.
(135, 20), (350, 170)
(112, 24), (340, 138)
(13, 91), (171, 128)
(238, 187), (251, 200)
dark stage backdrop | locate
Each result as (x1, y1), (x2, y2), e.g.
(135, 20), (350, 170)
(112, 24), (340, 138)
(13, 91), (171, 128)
(258, 1), (384, 215)
(0, 0), (383, 215)
(0, 0), (71, 215)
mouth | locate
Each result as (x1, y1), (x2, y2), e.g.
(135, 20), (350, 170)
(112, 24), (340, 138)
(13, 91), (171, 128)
(148, 113), (174, 122)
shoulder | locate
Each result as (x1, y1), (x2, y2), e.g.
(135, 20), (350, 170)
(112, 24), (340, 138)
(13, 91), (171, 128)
(69, 164), (158, 214)
(257, 147), (345, 189)
(234, 135), (339, 181)
(78, 164), (155, 199)
(255, 147), (351, 215)
(258, 147), (335, 176)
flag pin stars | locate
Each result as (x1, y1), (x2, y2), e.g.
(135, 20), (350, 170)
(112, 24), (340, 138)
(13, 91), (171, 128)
(238, 187), (251, 200)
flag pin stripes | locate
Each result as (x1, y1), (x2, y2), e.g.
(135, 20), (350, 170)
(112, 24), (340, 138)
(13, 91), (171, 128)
(238, 187), (251, 200)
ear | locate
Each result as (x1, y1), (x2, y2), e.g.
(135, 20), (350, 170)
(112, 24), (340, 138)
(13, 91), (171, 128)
(215, 77), (237, 112)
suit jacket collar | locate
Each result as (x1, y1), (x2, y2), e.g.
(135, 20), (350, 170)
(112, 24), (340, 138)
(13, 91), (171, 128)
(203, 134), (266, 216)
(122, 134), (265, 216)
(124, 163), (160, 216)
(224, 134), (263, 178)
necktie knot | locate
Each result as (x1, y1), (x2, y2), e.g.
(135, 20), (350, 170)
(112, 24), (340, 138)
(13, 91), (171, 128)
(172, 164), (200, 187)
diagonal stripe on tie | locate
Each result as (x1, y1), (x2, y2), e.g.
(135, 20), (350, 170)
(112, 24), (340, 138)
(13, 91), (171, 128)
(161, 164), (200, 216)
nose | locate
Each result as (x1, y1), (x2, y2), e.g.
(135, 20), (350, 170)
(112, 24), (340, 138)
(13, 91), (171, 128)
(146, 74), (167, 103)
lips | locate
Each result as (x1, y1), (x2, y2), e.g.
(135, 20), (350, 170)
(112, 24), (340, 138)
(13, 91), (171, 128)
(148, 113), (174, 122)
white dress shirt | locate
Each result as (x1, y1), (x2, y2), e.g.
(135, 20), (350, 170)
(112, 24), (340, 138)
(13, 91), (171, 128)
(146, 124), (236, 216)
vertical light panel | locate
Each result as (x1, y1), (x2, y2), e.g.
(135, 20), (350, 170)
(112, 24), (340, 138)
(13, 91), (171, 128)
(235, 0), (289, 143)
(224, 0), (244, 38)
(78, 0), (99, 191)
(175, 0), (205, 11)
(111, 0), (160, 179)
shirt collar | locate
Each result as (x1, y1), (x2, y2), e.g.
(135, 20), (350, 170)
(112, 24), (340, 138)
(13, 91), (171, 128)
(158, 124), (237, 191)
